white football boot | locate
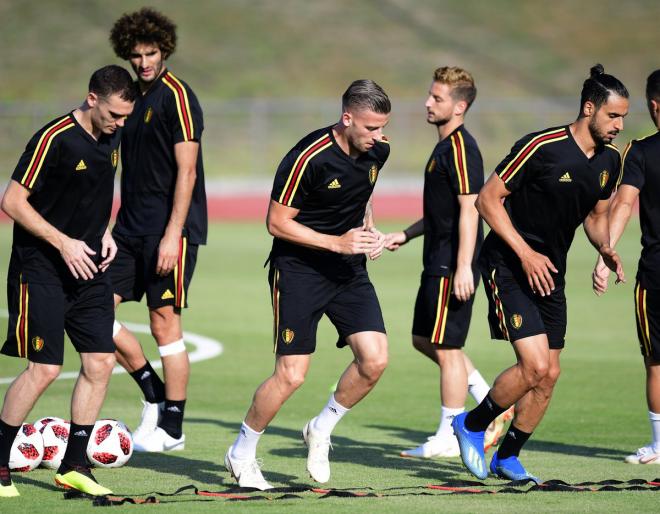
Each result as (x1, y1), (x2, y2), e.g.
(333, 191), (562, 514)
(624, 445), (660, 464)
(133, 426), (185, 452)
(302, 420), (332, 483)
(224, 449), (273, 490)
(484, 405), (515, 452)
(131, 400), (163, 448)
(400, 434), (460, 458)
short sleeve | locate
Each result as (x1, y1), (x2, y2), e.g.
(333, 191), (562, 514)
(162, 74), (204, 144)
(494, 133), (537, 193)
(447, 132), (483, 195)
(600, 145), (622, 199)
(11, 116), (73, 192)
(270, 148), (318, 209)
(617, 141), (644, 192)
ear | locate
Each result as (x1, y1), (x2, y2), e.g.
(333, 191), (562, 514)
(454, 100), (468, 117)
(86, 92), (99, 108)
(652, 99), (659, 117)
(341, 111), (352, 128)
(583, 100), (596, 118)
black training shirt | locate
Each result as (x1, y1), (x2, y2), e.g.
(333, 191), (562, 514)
(618, 131), (660, 289)
(9, 113), (120, 285)
(114, 70), (208, 244)
(481, 125), (621, 285)
(422, 125), (484, 276)
(269, 126), (390, 278)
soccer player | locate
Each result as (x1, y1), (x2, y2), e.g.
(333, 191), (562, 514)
(385, 67), (511, 458)
(225, 80), (390, 490)
(592, 69), (660, 465)
(108, 8), (207, 452)
(452, 64), (628, 481)
(0, 66), (136, 498)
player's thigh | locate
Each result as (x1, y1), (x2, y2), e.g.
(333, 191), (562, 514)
(1, 277), (66, 365)
(412, 273), (475, 348)
(145, 236), (199, 310)
(109, 232), (145, 303)
(64, 276), (115, 357)
(537, 287), (567, 350)
(634, 281), (660, 362)
(269, 267), (332, 355)
(326, 272), (386, 344)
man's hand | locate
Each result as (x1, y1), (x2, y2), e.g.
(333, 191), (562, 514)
(384, 231), (407, 251)
(592, 255), (610, 296)
(367, 227), (386, 260)
(453, 265), (475, 302)
(156, 231), (180, 276)
(99, 231), (117, 273)
(599, 244), (625, 285)
(333, 228), (378, 255)
(59, 236), (97, 280)
(520, 248), (558, 296)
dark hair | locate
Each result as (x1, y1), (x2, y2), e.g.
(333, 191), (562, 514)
(342, 80), (391, 114)
(110, 7), (177, 60)
(89, 65), (138, 102)
(646, 69), (660, 102)
(579, 64), (629, 113)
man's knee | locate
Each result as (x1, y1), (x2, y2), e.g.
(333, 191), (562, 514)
(520, 359), (549, 389)
(358, 352), (388, 383)
(150, 309), (180, 343)
(28, 362), (62, 389)
(275, 364), (307, 391)
(83, 353), (116, 378)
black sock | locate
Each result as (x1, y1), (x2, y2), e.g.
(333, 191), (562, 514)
(465, 393), (507, 432)
(129, 362), (165, 404)
(497, 424), (532, 459)
(0, 420), (21, 467)
(61, 423), (94, 467)
(158, 399), (185, 439)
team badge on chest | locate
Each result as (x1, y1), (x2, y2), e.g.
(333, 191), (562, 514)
(144, 106), (153, 123)
(599, 170), (609, 189)
(111, 149), (119, 168)
(368, 165), (378, 185)
(426, 158), (436, 173)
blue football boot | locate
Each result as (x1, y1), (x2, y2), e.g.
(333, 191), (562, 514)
(452, 412), (487, 479)
(489, 451), (541, 484)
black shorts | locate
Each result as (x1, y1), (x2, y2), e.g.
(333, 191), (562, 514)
(1, 274), (115, 365)
(110, 232), (198, 309)
(482, 263), (567, 350)
(634, 281), (660, 361)
(269, 267), (386, 355)
(412, 272), (478, 348)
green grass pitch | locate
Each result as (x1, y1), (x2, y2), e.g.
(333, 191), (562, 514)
(0, 221), (658, 512)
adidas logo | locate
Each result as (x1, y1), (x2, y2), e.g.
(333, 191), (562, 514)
(167, 406), (181, 413)
(73, 429), (88, 437)
(508, 430), (516, 439)
(559, 172), (572, 182)
(329, 407), (338, 414)
(327, 178), (341, 189)
(140, 371), (151, 380)
(161, 289), (174, 300)
(75, 160), (87, 171)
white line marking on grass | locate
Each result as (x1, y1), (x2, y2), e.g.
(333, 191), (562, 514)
(0, 311), (223, 384)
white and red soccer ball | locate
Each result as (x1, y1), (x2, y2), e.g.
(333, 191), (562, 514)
(9, 423), (44, 471)
(86, 419), (133, 468)
(39, 419), (70, 470)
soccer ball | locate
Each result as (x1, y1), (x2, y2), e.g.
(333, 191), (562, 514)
(86, 419), (133, 468)
(9, 423), (44, 471)
(34, 416), (66, 433)
(40, 419), (70, 469)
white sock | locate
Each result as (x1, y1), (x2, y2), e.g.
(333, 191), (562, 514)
(436, 406), (464, 438)
(312, 395), (349, 435)
(468, 370), (490, 404)
(230, 421), (263, 461)
(650, 411), (660, 452)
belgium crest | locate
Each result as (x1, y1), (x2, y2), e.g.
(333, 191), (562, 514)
(32, 336), (44, 352)
(282, 328), (295, 344)
(144, 106), (153, 123)
(111, 149), (119, 168)
(510, 314), (523, 330)
(369, 165), (378, 185)
(599, 170), (609, 189)
(426, 158), (436, 173)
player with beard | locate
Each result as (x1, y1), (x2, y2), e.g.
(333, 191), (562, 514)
(452, 64), (628, 481)
(593, 69), (660, 465)
(108, 8), (207, 452)
(384, 67), (512, 459)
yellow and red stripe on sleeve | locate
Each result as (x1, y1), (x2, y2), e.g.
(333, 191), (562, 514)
(20, 116), (75, 189)
(498, 128), (568, 185)
(450, 131), (470, 194)
(278, 135), (333, 206)
(163, 72), (195, 142)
